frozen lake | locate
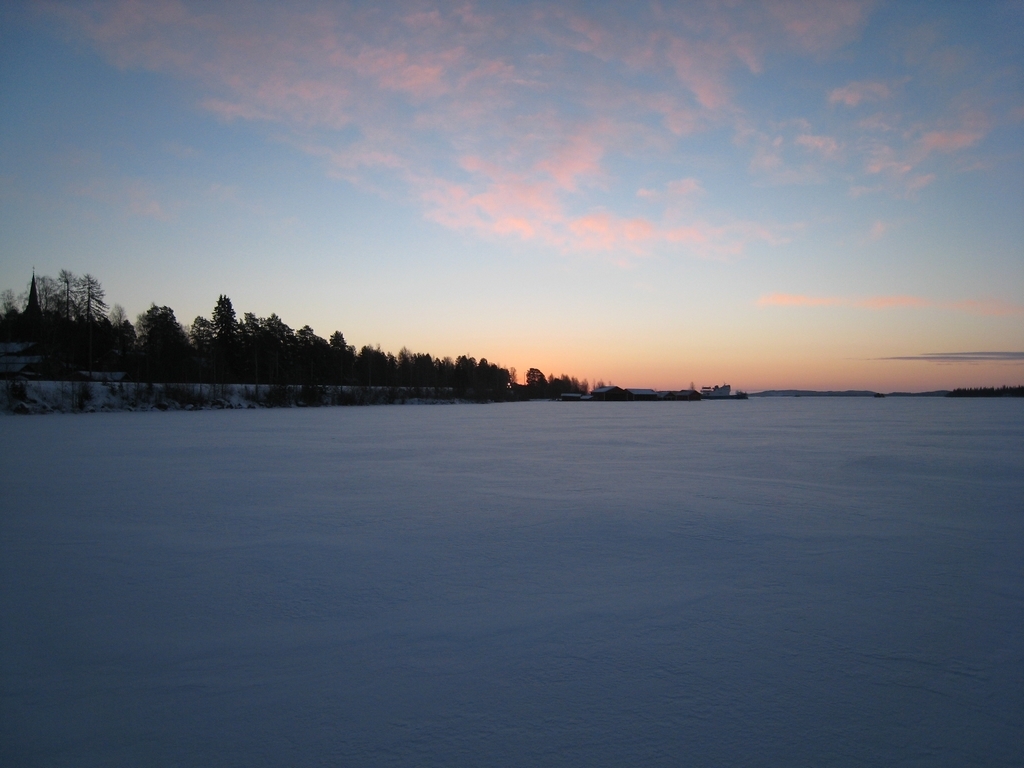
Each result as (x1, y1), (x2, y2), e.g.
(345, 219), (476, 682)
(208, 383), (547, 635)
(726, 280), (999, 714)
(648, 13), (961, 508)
(2, 399), (1022, 766)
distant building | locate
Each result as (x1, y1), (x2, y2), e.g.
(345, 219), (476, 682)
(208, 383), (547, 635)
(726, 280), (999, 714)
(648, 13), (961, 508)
(76, 371), (129, 382)
(626, 388), (659, 401)
(0, 342), (45, 378)
(591, 385), (628, 401)
(658, 389), (701, 401)
(560, 392), (582, 401)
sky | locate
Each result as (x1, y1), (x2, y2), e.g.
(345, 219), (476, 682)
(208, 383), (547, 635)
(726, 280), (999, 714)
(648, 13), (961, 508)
(1, 0), (1022, 391)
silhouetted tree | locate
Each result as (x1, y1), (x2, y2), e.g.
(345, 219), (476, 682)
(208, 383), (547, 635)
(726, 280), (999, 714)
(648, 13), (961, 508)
(525, 367), (547, 397)
(58, 269), (80, 321)
(189, 316), (215, 382)
(296, 325), (332, 385)
(109, 304), (136, 358)
(1, 272), (535, 402)
(0, 289), (17, 318)
(330, 331), (355, 384)
(212, 295), (238, 382)
(262, 313), (294, 384)
(78, 274), (107, 376)
(136, 305), (191, 382)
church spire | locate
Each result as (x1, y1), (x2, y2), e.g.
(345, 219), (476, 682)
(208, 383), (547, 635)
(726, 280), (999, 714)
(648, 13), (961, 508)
(25, 270), (41, 318)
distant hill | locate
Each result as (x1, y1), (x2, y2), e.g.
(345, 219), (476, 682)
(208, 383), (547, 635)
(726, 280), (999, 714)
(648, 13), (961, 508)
(751, 390), (950, 397)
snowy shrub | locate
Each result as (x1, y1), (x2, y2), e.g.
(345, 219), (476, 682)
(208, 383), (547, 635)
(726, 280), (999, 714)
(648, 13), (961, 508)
(7, 379), (27, 402)
(75, 382), (92, 410)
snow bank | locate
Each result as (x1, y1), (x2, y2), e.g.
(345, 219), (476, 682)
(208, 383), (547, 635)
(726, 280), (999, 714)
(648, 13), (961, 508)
(0, 379), (461, 414)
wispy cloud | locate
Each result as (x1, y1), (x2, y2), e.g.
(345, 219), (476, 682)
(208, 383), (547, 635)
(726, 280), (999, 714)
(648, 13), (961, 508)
(757, 293), (1024, 316)
(829, 80), (890, 107)
(48, 0), (836, 259)
(163, 140), (199, 158)
(756, 293), (844, 307)
(856, 295), (931, 309)
(421, 160), (782, 260)
(856, 111), (991, 196)
(868, 219), (888, 239)
(40, 0), (999, 254)
(795, 133), (841, 158)
(69, 177), (173, 221)
(878, 352), (1024, 363)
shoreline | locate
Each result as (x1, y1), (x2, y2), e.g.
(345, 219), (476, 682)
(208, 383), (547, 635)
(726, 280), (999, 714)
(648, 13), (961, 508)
(4, 380), (1020, 415)
(2, 380), (473, 415)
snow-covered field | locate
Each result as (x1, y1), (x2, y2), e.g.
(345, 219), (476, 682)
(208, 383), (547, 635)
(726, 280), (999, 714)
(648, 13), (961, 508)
(2, 399), (1022, 766)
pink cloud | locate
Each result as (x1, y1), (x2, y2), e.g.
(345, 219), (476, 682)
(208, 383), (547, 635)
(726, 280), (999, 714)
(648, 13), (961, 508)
(857, 113), (896, 132)
(536, 133), (605, 191)
(667, 178), (704, 196)
(564, 14), (610, 55)
(749, 135), (785, 173)
(757, 293), (844, 307)
(43, 1), (891, 257)
(421, 159), (565, 243)
(829, 80), (890, 107)
(664, 38), (733, 111)
(865, 144), (912, 176)
(855, 295), (931, 309)
(201, 97), (274, 123)
(420, 157), (779, 260)
(849, 184), (881, 198)
(795, 134), (840, 158)
(918, 130), (983, 154)
(857, 110), (990, 196)
(766, 0), (873, 53)
(637, 93), (703, 136)
(906, 173), (936, 192)
(354, 47), (459, 98)
(638, 178), (704, 201)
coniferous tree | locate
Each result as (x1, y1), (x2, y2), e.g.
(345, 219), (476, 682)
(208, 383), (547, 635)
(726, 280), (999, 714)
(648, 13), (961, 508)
(109, 305), (137, 358)
(211, 295), (238, 382)
(189, 316), (215, 381)
(136, 305), (190, 382)
(238, 312), (263, 387)
(1, 271), (531, 401)
(329, 331), (354, 384)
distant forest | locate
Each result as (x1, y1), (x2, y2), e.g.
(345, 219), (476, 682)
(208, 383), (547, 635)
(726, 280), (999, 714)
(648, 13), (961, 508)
(947, 386), (1024, 398)
(1, 272), (589, 401)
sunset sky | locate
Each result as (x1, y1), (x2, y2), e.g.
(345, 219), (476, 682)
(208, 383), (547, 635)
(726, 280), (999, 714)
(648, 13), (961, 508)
(1, 1), (1021, 390)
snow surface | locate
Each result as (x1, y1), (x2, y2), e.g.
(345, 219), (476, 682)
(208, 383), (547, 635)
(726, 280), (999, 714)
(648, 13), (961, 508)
(2, 399), (1022, 766)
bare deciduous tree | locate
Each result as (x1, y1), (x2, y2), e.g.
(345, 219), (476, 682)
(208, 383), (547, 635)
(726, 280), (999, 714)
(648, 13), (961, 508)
(58, 269), (81, 321)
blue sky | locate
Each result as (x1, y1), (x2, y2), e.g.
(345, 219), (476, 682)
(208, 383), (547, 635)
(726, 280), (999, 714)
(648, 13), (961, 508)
(1, 0), (1022, 389)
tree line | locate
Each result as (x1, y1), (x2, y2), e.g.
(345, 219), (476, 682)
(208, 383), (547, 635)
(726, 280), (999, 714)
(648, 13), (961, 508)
(947, 386), (1024, 398)
(1, 272), (589, 401)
